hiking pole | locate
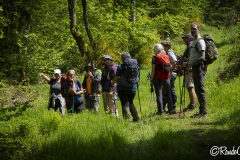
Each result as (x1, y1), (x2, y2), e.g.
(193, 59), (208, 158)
(183, 68), (186, 115)
(150, 85), (154, 116)
(112, 87), (118, 119)
(180, 68), (186, 117)
(72, 96), (74, 113)
(178, 74), (182, 118)
(137, 83), (142, 119)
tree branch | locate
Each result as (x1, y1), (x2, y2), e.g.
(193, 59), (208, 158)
(82, 0), (96, 51)
(67, 0), (85, 56)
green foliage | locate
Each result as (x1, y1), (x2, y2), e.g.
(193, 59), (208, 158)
(153, 12), (188, 40)
(1, 52), (240, 160)
(0, 0), (238, 85)
(39, 111), (61, 136)
(217, 22), (240, 81)
(204, 0), (240, 28)
(0, 119), (36, 160)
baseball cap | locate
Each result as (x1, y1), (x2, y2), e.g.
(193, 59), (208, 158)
(54, 69), (61, 74)
(104, 55), (113, 60)
(181, 33), (194, 40)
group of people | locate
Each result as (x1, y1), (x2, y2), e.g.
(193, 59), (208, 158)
(39, 52), (139, 122)
(40, 22), (207, 120)
(150, 22), (207, 118)
(39, 65), (101, 115)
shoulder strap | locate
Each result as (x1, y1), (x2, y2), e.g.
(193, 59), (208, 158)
(195, 38), (203, 53)
(75, 79), (81, 87)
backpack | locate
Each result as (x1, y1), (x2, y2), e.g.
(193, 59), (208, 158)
(120, 58), (139, 87)
(155, 54), (171, 81)
(195, 34), (218, 64)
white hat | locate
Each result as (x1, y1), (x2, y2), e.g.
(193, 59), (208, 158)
(54, 69), (61, 74)
(104, 55), (113, 60)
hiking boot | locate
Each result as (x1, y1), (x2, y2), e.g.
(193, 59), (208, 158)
(190, 113), (207, 118)
(169, 109), (177, 114)
(156, 112), (164, 116)
(133, 116), (139, 122)
(183, 104), (196, 112)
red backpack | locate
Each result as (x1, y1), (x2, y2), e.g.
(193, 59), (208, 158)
(155, 54), (171, 81)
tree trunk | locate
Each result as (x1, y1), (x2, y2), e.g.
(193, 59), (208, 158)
(82, 0), (96, 51)
(132, 0), (136, 24)
(67, 0), (85, 56)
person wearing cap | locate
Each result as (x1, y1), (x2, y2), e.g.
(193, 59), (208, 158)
(82, 63), (101, 112)
(39, 69), (65, 114)
(63, 70), (85, 114)
(181, 22), (207, 118)
(160, 40), (178, 114)
(180, 33), (197, 112)
(101, 55), (118, 117)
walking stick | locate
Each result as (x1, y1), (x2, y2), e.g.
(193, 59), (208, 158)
(178, 74), (182, 118)
(150, 85), (154, 116)
(183, 70), (186, 113)
(179, 68), (186, 118)
(72, 96), (74, 113)
(112, 87), (118, 118)
(137, 84), (142, 119)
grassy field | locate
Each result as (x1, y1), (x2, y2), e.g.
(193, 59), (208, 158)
(1, 26), (240, 160)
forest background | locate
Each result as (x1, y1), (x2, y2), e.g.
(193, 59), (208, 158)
(1, 0), (239, 84)
(1, 0), (240, 160)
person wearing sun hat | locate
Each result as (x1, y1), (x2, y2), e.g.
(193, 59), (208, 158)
(39, 69), (65, 114)
(101, 55), (118, 117)
(82, 63), (101, 112)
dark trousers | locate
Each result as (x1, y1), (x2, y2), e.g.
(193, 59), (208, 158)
(163, 73), (177, 109)
(153, 77), (173, 113)
(118, 90), (139, 121)
(48, 98), (62, 113)
(66, 97), (84, 114)
(192, 64), (207, 114)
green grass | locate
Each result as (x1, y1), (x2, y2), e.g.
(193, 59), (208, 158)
(1, 26), (240, 160)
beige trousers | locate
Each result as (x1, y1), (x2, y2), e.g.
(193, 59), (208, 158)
(102, 92), (118, 117)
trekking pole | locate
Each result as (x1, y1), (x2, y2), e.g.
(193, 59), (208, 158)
(183, 68), (186, 114)
(112, 87), (118, 119)
(178, 74), (182, 118)
(137, 83), (142, 119)
(72, 96), (74, 113)
(180, 68), (186, 117)
(150, 85), (154, 116)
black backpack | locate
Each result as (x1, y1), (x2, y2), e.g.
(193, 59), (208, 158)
(119, 58), (139, 87)
(195, 34), (218, 65)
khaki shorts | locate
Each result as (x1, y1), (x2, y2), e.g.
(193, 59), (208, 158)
(184, 72), (194, 88)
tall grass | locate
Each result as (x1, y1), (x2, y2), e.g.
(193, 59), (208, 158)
(1, 26), (240, 160)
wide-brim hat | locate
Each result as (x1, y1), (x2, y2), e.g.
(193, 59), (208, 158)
(86, 63), (96, 69)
